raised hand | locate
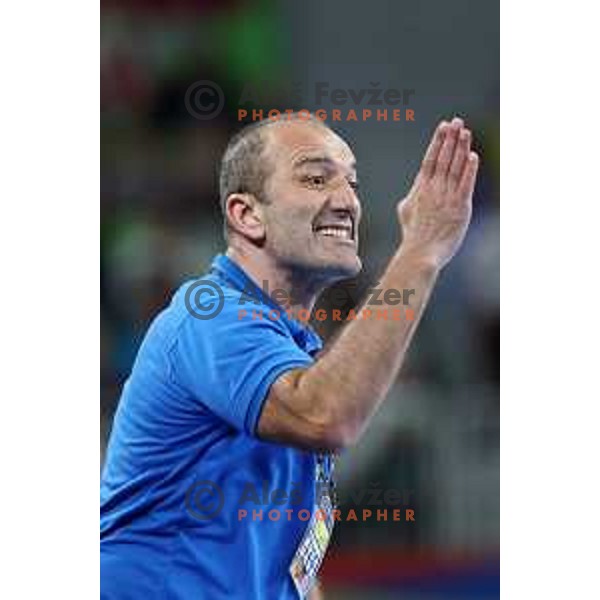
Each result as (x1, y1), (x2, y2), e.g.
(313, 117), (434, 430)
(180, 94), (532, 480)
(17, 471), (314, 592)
(398, 117), (479, 269)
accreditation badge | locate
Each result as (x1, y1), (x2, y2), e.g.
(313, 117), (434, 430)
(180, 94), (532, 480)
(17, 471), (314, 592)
(289, 453), (336, 599)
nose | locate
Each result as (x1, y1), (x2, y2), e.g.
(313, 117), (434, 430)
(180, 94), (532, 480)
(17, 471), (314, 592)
(329, 178), (361, 220)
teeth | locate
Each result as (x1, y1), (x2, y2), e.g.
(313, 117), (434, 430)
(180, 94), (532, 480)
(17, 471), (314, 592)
(316, 227), (351, 239)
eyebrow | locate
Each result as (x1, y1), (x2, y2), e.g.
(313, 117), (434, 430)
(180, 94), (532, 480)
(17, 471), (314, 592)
(293, 155), (357, 172)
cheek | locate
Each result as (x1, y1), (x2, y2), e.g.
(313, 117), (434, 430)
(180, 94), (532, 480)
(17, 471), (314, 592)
(266, 201), (317, 239)
(264, 210), (306, 251)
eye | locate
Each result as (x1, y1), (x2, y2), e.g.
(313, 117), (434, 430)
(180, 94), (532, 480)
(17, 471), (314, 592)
(303, 174), (327, 187)
(348, 180), (359, 192)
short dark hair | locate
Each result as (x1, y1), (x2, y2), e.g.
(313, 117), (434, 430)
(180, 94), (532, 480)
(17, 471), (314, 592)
(218, 120), (273, 217)
(218, 114), (332, 228)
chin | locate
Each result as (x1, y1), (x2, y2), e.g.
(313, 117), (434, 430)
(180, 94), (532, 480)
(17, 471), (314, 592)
(320, 254), (362, 283)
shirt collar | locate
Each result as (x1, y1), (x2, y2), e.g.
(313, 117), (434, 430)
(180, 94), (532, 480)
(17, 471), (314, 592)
(209, 254), (323, 354)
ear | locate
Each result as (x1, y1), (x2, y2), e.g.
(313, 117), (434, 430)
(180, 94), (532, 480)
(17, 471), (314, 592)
(225, 193), (266, 242)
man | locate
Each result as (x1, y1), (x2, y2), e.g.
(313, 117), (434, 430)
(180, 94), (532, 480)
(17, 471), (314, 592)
(100, 114), (478, 599)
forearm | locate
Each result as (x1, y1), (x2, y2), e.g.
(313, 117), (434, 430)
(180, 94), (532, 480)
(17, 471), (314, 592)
(258, 117), (478, 451)
(296, 245), (440, 445)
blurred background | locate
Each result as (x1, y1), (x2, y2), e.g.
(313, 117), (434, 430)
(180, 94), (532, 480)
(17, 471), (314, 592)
(101, 0), (499, 598)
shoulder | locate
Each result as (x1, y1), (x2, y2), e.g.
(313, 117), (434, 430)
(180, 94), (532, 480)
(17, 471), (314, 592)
(168, 278), (292, 345)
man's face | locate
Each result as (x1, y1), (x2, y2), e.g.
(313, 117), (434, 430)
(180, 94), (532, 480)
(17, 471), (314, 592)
(260, 121), (362, 286)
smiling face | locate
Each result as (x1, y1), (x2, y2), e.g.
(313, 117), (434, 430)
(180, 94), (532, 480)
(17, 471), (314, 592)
(259, 120), (363, 287)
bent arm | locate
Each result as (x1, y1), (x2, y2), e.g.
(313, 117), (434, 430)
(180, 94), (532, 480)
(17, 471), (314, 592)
(258, 118), (479, 451)
(257, 247), (439, 450)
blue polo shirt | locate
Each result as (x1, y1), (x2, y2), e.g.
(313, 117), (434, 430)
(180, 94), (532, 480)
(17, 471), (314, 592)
(101, 254), (324, 599)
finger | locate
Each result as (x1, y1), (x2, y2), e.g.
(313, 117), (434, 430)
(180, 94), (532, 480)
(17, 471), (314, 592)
(448, 128), (471, 189)
(420, 121), (448, 179)
(435, 117), (463, 179)
(458, 151), (479, 200)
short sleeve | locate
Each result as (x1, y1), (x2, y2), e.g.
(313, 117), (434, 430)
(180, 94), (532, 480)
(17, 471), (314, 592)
(168, 295), (315, 435)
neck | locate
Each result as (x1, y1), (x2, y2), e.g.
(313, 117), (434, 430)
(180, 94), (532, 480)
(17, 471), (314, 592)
(226, 247), (321, 317)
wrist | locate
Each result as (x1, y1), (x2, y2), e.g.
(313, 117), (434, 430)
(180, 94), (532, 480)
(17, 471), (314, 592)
(394, 243), (444, 276)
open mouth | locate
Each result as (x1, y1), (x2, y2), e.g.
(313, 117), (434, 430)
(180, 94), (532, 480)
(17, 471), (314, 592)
(313, 216), (355, 242)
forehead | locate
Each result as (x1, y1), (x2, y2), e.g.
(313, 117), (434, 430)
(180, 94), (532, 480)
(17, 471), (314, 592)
(265, 121), (356, 171)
